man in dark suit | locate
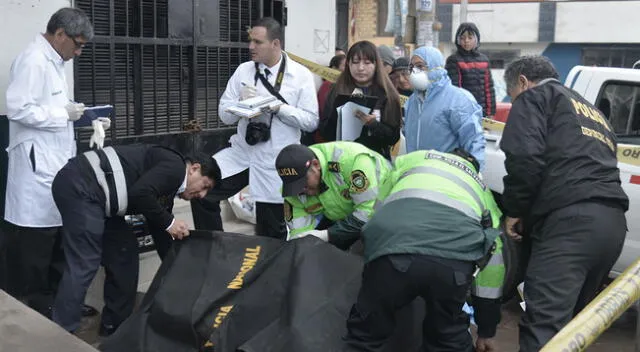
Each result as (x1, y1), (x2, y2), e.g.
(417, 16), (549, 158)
(49, 144), (220, 333)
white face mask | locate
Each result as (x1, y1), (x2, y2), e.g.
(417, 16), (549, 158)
(409, 71), (431, 92)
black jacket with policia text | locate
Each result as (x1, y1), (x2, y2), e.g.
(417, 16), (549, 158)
(500, 79), (629, 225)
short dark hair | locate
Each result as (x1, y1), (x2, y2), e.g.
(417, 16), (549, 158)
(46, 7), (94, 40)
(504, 55), (559, 93)
(329, 54), (346, 70)
(253, 17), (283, 43)
(185, 153), (222, 188)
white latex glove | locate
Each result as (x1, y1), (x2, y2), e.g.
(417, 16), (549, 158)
(65, 102), (86, 121)
(240, 84), (257, 101)
(287, 229), (329, 242)
(89, 118), (107, 149)
(96, 117), (111, 130)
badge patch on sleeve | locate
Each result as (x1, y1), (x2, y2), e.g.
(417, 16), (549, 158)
(284, 201), (293, 222)
(350, 170), (369, 193)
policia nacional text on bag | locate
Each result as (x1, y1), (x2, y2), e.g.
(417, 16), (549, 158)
(245, 54), (289, 145)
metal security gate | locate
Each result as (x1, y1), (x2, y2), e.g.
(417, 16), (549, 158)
(73, 0), (285, 144)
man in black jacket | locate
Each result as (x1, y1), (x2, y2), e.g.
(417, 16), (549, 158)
(50, 144), (220, 333)
(501, 56), (628, 351)
(445, 22), (496, 117)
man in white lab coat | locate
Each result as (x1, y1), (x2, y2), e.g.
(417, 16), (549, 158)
(2, 7), (94, 317)
(190, 17), (319, 239)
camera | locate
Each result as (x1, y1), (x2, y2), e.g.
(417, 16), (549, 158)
(245, 120), (271, 145)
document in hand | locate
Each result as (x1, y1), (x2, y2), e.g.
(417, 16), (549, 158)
(74, 105), (114, 128)
(226, 99), (283, 119)
(237, 96), (277, 109)
(334, 94), (379, 141)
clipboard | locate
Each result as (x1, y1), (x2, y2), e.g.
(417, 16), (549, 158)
(333, 94), (379, 114)
(74, 105), (114, 128)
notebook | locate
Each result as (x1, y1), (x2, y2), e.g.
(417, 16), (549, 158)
(226, 101), (284, 119)
(237, 96), (277, 109)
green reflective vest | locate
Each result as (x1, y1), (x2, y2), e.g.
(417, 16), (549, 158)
(363, 150), (503, 263)
(473, 235), (505, 299)
(284, 142), (392, 245)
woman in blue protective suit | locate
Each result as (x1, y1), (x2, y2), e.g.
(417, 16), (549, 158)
(404, 46), (486, 170)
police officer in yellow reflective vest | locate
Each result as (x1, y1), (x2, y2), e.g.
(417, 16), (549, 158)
(275, 142), (391, 249)
(343, 149), (504, 352)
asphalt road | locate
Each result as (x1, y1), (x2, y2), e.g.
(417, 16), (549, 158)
(490, 298), (638, 351)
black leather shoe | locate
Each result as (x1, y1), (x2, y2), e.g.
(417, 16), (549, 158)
(82, 304), (99, 317)
(98, 323), (118, 337)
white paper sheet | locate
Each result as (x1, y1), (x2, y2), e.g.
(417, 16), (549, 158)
(337, 102), (373, 141)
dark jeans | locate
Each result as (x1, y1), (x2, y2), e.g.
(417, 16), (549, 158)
(519, 201), (627, 352)
(190, 169), (287, 240)
(0, 221), (64, 317)
(344, 254), (475, 352)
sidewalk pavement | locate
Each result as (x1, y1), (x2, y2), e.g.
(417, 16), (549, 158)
(79, 202), (638, 351)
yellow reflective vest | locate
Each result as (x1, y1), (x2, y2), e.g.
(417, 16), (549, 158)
(284, 142), (391, 247)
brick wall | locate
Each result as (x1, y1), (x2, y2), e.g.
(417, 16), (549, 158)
(350, 0), (392, 46)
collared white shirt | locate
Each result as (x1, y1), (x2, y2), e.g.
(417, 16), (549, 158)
(177, 172), (188, 194)
(215, 52), (319, 204)
(165, 171), (187, 231)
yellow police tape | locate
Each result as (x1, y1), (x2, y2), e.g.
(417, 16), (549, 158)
(540, 257), (640, 352)
(286, 51), (640, 166)
(286, 52), (342, 84)
(288, 51), (411, 106)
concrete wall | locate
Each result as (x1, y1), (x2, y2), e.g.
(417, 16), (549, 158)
(541, 43), (583, 83)
(555, 1), (640, 43)
(0, 0), (74, 115)
(444, 0), (640, 45)
(285, 0), (336, 67)
(450, 3), (540, 43)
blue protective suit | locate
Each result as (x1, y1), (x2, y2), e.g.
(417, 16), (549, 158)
(404, 46), (486, 169)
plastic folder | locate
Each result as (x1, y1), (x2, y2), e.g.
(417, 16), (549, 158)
(74, 105), (114, 128)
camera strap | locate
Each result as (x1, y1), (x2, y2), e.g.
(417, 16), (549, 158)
(254, 54), (289, 106)
(253, 54), (289, 129)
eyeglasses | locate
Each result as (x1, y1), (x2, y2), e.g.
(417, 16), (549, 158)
(408, 64), (428, 73)
(66, 33), (87, 49)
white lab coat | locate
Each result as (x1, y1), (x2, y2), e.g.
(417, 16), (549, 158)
(4, 35), (75, 227)
(216, 52), (319, 204)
